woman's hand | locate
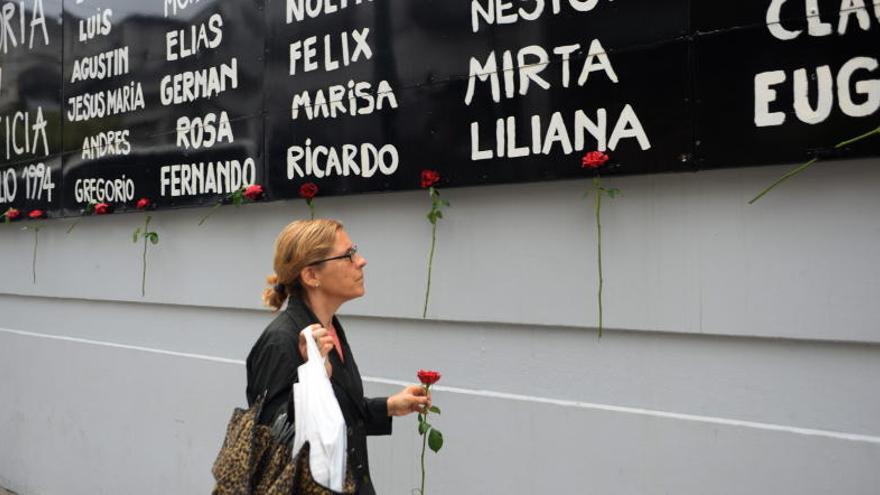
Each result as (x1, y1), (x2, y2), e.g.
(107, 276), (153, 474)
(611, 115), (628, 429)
(387, 385), (432, 417)
(298, 323), (334, 377)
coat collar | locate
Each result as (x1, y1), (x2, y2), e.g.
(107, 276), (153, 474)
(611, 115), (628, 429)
(284, 297), (367, 418)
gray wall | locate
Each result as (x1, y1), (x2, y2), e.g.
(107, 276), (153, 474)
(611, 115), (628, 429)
(1, 159), (879, 494)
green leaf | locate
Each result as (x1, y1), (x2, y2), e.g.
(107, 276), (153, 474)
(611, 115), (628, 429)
(606, 188), (621, 198)
(132, 228), (141, 243)
(429, 406), (441, 414)
(418, 421), (431, 435)
(428, 428), (443, 452)
(148, 232), (159, 244)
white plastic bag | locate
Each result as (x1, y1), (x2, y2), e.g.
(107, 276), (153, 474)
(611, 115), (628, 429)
(291, 326), (348, 492)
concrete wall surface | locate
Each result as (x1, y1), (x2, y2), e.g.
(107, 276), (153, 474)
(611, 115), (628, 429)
(1, 159), (879, 494)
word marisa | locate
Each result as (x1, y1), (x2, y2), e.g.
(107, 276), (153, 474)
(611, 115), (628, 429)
(160, 159), (256, 197)
(0, 0), (49, 53)
(291, 80), (398, 120)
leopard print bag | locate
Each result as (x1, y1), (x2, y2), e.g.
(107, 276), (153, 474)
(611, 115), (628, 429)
(212, 396), (356, 495)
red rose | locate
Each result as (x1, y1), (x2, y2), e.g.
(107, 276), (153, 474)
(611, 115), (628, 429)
(136, 198), (151, 210)
(420, 170), (440, 189)
(244, 184), (264, 201)
(5, 208), (20, 220)
(28, 209), (45, 219)
(94, 203), (111, 215)
(417, 369), (441, 386)
(581, 151), (609, 169)
(299, 182), (318, 200)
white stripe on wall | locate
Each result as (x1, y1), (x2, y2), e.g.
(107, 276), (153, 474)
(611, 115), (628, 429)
(2, 327), (878, 445)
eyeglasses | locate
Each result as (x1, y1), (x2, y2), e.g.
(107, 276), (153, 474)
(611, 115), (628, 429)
(309, 245), (358, 265)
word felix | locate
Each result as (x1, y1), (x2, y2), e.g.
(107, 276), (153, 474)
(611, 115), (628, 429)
(289, 28), (371, 75)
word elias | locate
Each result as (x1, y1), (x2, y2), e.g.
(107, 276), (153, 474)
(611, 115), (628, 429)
(471, 105), (651, 161)
(470, 0), (608, 32)
(166, 12), (222, 61)
(0, 0), (49, 53)
(465, 39), (616, 105)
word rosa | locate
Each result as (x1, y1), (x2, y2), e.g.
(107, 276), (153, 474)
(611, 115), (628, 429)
(74, 176), (136, 203)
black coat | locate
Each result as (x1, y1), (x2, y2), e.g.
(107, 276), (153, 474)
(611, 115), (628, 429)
(246, 297), (392, 495)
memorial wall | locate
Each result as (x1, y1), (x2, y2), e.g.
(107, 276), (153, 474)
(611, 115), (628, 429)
(1, 0), (878, 217)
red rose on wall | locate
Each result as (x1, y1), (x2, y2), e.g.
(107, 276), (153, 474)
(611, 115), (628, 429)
(4, 208), (21, 221)
(420, 170), (440, 189)
(299, 182), (318, 200)
(417, 369), (441, 386)
(581, 151), (609, 169)
(136, 198), (151, 210)
(28, 209), (45, 219)
(95, 203), (111, 215)
(244, 184), (264, 201)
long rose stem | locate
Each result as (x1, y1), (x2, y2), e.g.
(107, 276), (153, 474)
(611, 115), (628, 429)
(141, 217), (149, 297)
(419, 416), (428, 494)
(423, 221), (437, 319)
(198, 202), (221, 226)
(594, 178), (604, 337)
(749, 125), (880, 204)
(32, 227), (39, 284)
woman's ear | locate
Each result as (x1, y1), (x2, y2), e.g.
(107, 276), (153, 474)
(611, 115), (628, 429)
(300, 266), (320, 289)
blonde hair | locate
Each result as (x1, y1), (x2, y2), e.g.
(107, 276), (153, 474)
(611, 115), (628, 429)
(262, 219), (343, 311)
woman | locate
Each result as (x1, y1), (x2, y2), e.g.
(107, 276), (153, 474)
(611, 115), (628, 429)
(246, 219), (430, 494)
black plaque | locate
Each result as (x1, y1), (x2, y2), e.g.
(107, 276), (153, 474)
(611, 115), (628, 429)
(0, 0), (63, 217)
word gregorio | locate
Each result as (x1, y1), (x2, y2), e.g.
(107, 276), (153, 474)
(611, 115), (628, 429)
(74, 176), (135, 203)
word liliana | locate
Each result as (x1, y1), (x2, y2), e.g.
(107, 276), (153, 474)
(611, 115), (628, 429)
(286, 0), (372, 23)
(291, 80), (398, 121)
(0, 0), (49, 53)
(471, 105), (651, 161)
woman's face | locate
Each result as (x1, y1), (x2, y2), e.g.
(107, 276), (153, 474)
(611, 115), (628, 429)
(313, 229), (367, 303)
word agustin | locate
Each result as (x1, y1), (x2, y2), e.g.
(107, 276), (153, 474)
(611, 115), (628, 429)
(466, 0), (651, 162)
